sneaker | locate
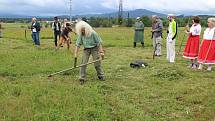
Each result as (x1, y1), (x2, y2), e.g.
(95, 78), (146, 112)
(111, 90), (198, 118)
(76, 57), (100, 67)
(207, 66), (212, 71)
(98, 76), (105, 81)
(198, 64), (203, 70)
(192, 64), (198, 69)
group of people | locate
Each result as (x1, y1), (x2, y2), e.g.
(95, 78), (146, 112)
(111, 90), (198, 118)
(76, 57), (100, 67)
(30, 17), (103, 84)
(30, 17), (73, 49)
(134, 14), (215, 71)
(28, 15), (215, 84)
(51, 17), (74, 49)
(184, 17), (215, 71)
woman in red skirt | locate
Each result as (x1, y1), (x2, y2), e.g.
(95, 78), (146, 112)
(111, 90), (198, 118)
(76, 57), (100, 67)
(183, 16), (201, 68)
(198, 18), (215, 71)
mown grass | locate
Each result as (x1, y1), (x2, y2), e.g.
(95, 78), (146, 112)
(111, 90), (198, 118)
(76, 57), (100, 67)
(0, 23), (214, 121)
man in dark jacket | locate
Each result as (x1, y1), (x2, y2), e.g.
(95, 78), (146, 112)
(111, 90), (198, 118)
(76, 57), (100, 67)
(52, 17), (61, 48)
(31, 17), (41, 46)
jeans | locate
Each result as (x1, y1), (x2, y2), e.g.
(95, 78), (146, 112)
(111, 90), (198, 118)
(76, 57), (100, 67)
(32, 32), (40, 46)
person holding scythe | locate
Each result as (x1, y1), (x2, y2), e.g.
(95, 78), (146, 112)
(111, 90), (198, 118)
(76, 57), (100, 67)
(183, 16), (202, 69)
(198, 18), (215, 71)
(74, 20), (105, 84)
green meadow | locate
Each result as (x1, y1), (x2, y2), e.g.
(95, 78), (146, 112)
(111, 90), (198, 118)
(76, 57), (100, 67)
(0, 23), (214, 121)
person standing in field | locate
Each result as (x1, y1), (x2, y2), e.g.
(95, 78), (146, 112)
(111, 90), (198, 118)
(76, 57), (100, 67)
(134, 17), (144, 48)
(74, 20), (105, 84)
(198, 18), (215, 71)
(183, 16), (201, 69)
(151, 15), (163, 57)
(166, 14), (177, 63)
(52, 17), (61, 48)
(31, 17), (41, 46)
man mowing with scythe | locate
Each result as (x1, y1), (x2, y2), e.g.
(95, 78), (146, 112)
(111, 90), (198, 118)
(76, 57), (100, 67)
(74, 20), (105, 84)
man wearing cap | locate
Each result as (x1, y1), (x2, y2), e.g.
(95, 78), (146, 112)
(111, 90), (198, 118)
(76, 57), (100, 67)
(151, 15), (163, 56)
(167, 14), (177, 63)
(52, 17), (61, 48)
(134, 17), (144, 48)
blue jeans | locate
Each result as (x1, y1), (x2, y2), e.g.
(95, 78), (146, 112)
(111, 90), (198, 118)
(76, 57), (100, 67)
(32, 32), (40, 45)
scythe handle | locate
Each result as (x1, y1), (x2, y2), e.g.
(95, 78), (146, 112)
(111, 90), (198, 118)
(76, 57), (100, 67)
(48, 58), (102, 77)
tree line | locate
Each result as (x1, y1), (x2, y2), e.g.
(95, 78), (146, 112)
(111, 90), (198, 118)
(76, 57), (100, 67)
(0, 15), (213, 28)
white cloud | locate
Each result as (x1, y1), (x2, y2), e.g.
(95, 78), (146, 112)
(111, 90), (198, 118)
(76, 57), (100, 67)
(0, 0), (214, 15)
(101, 0), (215, 14)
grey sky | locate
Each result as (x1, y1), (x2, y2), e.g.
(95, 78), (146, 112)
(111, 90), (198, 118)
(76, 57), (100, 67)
(0, 0), (214, 16)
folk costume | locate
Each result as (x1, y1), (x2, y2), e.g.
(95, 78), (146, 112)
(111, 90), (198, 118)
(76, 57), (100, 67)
(183, 24), (201, 59)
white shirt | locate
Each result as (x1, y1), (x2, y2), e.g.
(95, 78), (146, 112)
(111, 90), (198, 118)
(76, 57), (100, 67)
(32, 23), (37, 32)
(190, 24), (201, 36)
(203, 27), (215, 40)
(52, 22), (60, 31)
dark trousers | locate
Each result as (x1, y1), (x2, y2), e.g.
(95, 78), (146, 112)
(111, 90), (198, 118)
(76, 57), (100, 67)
(54, 31), (61, 47)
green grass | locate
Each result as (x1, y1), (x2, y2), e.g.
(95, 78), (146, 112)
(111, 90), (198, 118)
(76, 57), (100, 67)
(0, 23), (215, 121)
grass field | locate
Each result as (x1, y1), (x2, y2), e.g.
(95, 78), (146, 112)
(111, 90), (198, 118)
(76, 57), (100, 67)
(0, 23), (215, 121)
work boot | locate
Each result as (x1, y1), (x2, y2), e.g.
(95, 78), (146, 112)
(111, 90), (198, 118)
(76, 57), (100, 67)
(133, 42), (137, 48)
(79, 78), (85, 85)
(98, 76), (105, 81)
(141, 42), (144, 48)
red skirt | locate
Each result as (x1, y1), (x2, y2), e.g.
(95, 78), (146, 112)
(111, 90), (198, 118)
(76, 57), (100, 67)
(198, 39), (215, 64)
(183, 35), (200, 59)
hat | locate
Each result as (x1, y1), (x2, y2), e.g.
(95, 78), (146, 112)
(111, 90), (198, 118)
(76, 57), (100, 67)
(167, 14), (174, 18)
(136, 17), (140, 20)
(54, 16), (58, 20)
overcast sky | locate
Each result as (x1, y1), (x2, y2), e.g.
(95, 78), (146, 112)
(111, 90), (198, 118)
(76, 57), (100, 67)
(0, 0), (214, 16)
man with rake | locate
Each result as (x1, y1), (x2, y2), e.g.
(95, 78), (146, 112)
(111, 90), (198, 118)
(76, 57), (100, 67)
(74, 20), (105, 84)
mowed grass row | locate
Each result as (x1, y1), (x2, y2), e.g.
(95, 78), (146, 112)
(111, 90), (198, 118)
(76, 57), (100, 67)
(0, 24), (215, 121)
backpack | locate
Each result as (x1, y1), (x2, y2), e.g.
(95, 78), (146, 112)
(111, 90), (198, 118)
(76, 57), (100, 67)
(130, 60), (148, 68)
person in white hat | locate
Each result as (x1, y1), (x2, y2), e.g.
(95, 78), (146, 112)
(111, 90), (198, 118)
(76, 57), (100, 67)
(134, 17), (145, 48)
(166, 14), (177, 63)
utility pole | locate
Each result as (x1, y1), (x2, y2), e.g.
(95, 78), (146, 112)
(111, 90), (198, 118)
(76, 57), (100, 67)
(69, 0), (72, 22)
(118, 0), (123, 25)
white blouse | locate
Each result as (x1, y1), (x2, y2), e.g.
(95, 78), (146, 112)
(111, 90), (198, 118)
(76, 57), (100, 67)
(190, 24), (201, 36)
(203, 27), (215, 40)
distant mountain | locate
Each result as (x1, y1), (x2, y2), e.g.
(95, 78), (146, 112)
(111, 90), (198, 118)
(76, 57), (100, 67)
(73, 9), (167, 18)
